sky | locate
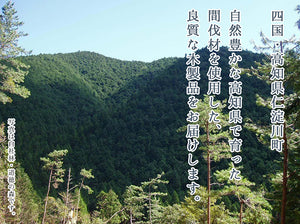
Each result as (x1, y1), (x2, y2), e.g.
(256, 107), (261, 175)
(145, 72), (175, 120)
(13, 0), (300, 62)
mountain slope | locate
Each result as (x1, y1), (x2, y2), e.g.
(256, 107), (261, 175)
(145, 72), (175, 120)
(0, 48), (279, 201)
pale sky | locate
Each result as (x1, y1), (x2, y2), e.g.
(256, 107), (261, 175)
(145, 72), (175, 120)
(13, 0), (300, 62)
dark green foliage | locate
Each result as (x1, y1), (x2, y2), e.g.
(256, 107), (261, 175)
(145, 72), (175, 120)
(0, 48), (279, 209)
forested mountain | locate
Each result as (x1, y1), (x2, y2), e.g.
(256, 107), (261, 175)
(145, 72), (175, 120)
(0, 48), (278, 200)
(2, 47), (292, 224)
(1, 0), (299, 222)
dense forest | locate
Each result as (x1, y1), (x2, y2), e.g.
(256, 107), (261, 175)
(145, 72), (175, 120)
(0, 1), (299, 223)
(0, 48), (272, 192)
(0, 47), (292, 223)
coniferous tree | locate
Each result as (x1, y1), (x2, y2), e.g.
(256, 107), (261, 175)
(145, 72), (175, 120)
(75, 168), (94, 223)
(182, 186), (238, 223)
(93, 189), (125, 224)
(182, 95), (230, 224)
(123, 184), (145, 223)
(214, 165), (272, 224)
(0, 0), (30, 104)
(140, 172), (168, 224)
(159, 203), (186, 224)
(40, 149), (68, 224)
